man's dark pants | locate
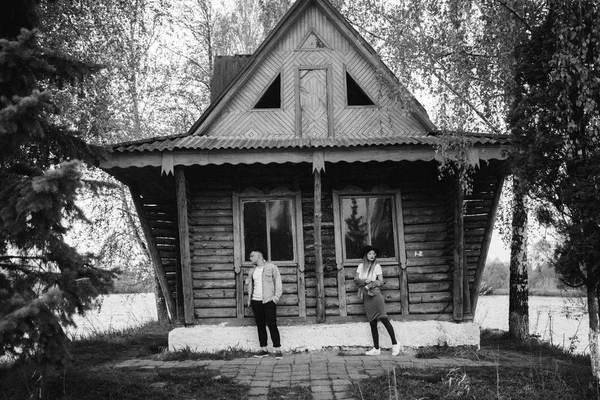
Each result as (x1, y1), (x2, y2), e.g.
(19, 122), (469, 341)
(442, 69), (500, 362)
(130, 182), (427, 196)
(251, 300), (281, 348)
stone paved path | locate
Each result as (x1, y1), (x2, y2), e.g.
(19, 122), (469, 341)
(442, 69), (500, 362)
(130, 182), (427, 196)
(113, 349), (536, 400)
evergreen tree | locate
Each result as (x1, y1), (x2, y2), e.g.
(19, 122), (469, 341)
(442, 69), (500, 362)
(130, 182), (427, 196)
(0, 1), (115, 366)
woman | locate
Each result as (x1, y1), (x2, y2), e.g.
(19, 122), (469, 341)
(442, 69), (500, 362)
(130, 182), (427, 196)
(354, 245), (400, 356)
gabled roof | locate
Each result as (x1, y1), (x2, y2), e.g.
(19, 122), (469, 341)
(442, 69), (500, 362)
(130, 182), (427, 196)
(99, 0), (510, 173)
(186, 0), (436, 138)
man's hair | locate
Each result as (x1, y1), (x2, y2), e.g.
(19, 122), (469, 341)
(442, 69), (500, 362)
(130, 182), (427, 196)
(252, 249), (265, 258)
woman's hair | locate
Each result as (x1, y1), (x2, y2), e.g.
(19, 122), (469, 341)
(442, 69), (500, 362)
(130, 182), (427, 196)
(361, 246), (378, 277)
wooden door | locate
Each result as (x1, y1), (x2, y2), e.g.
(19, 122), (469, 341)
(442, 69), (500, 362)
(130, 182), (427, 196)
(299, 69), (329, 138)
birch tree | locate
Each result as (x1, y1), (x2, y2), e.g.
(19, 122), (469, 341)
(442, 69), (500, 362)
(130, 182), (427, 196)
(509, 0), (600, 377)
(340, 0), (545, 336)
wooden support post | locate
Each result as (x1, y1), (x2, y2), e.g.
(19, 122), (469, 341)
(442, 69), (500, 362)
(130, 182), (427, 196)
(332, 189), (347, 316)
(175, 167), (194, 325)
(129, 185), (176, 322)
(453, 176), (465, 321)
(314, 170), (326, 323)
(471, 175), (506, 315)
(232, 194), (245, 318)
(394, 192), (409, 314)
(294, 191), (307, 318)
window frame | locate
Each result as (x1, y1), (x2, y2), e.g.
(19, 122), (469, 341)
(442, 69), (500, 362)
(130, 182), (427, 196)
(332, 188), (401, 266)
(343, 66), (379, 109)
(252, 70), (283, 111)
(233, 188), (303, 269)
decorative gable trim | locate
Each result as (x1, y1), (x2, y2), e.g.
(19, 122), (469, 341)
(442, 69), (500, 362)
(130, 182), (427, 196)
(296, 28), (331, 51)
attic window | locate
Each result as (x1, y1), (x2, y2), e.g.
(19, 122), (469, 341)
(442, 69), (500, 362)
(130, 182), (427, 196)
(346, 72), (374, 106)
(254, 74), (281, 109)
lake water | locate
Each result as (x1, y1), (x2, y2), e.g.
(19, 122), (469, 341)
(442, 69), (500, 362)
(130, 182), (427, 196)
(475, 295), (589, 354)
(68, 293), (590, 354)
(64, 293), (158, 339)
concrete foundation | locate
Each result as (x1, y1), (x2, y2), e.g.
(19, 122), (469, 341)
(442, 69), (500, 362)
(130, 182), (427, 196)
(168, 320), (480, 352)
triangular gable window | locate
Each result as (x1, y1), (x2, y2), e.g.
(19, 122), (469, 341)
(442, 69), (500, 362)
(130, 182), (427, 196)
(346, 72), (375, 106)
(254, 74), (281, 109)
(298, 32), (328, 50)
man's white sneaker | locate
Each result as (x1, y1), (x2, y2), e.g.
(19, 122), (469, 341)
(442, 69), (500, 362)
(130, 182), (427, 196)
(365, 347), (381, 356)
(391, 344), (401, 356)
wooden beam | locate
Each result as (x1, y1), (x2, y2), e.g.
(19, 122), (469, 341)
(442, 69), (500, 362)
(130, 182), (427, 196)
(232, 194), (245, 318)
(471, 175), (506, 315)
(332, 190), (347, 316)
(453, 176), (464, 321)
(314, 170), (326, 323)
(394, 192), (409, 314)
(294, 191), (307, 317)
(129, 185), (176, 322)
(175, 167), (194, 325)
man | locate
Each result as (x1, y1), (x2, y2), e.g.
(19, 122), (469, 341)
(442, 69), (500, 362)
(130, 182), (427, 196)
(246, 249), (283, 359)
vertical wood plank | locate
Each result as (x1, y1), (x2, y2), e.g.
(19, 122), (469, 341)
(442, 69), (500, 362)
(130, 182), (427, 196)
(314, 170), (326, 322)
(298, 273), (306, 318)
(471, 175), (506, 315)
(175, 168), (194, 325)
(294, 192), (307, 317)
(175, 239), (184, 320)
(326, 66), (334, 138)
(337, 268), (347, 316)
(332, 190), (347, 316)
(232, 194), (245, 318)
(129, 185), (176, 321)
(453, 176), (465, 321)
(295, 68), (302, 137)
(394, 192), (409, 314)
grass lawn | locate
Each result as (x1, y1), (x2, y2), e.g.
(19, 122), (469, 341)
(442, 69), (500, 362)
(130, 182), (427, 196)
(352, 330), (598, 400)
(1, 324), (598, 399)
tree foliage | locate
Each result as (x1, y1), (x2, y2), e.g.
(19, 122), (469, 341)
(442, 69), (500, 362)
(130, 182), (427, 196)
(509, 0), (600, 374)
(509, 0), (600, 290)
(0, 1), (115, 365)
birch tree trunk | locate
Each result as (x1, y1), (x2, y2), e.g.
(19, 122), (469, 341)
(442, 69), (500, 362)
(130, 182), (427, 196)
(587, 277), (600, 378)
(508, 175), (529, 340)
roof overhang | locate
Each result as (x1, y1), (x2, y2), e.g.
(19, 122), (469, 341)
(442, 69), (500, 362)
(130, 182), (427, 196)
(100, 144), (507, 176)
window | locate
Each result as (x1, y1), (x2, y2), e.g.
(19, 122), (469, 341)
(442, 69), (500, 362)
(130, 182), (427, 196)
(346, 72), (375, 106)
(241, 198), (295, 262)
(254, 74), (281, 109)
(340, 195), (396, 260)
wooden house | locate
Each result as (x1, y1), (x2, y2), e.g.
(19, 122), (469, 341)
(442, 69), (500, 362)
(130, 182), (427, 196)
(99, 0), (507, 342)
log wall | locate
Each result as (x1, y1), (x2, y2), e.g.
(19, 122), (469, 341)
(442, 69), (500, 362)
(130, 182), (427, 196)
(127, 160), (505, 322)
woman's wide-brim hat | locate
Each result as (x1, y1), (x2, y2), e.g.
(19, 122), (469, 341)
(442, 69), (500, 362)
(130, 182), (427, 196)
(361, 245), (380, 257)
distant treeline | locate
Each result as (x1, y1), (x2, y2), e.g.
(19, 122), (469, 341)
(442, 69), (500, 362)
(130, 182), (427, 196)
(110, 270), (155, 294)
(480, 257), (582, 296)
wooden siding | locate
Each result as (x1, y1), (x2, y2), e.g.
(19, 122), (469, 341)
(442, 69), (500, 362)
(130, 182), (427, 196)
(203, 4), (426, 139)
(124, 160), (505, 323)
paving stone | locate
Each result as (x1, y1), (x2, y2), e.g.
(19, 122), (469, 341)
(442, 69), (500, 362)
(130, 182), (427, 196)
(312, 385), (332, 393)
(312, 392), (335, 400)
(270, 381), (291, 388)
(334, 393), (356, 400)
(247, 387), (269, 396)
(331, 378), (351, 386)
(250, 381), (271, 387)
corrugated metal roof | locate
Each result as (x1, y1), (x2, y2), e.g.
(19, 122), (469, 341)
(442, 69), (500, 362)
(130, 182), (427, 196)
(111, 133), (508, 153)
